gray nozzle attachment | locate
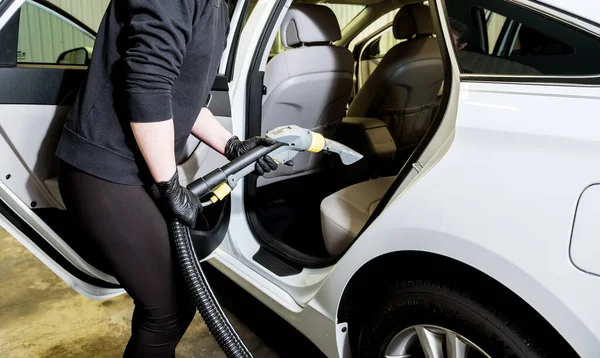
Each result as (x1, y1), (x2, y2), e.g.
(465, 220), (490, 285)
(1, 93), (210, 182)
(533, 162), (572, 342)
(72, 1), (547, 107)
(323, 138), (363, 165)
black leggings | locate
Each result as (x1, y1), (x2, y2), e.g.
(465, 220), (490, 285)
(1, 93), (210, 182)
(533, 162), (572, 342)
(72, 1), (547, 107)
(57, 160), (196, 357)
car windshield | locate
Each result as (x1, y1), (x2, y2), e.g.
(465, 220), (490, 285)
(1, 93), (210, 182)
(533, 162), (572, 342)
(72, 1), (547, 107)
(322, 3), (367, 31)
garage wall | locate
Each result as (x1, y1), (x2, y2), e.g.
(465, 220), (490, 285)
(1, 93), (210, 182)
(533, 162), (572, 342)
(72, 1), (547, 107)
(47, 0), (110, 30)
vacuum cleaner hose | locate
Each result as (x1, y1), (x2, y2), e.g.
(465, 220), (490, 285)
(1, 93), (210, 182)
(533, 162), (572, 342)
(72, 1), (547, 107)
(169, 219), (253, 358)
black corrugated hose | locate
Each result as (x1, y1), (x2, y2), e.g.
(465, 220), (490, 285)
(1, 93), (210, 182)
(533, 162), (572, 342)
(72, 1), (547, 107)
(169, 219), (253, 358)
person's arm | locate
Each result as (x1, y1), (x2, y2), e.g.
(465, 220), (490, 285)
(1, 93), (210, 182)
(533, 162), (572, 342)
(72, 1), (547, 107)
(191, 107), (279, 175)
(131, 120), (176, 182)
(124, 0), (197, 183)
(191, 107), (232, 155)
(124, 0), (203, 228)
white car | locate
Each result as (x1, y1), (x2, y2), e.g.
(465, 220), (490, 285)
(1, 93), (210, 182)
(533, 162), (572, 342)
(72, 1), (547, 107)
(1, 0), (599, 356)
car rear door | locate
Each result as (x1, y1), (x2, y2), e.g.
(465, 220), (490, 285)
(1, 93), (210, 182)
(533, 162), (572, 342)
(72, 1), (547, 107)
(416, 0), (600, 350)
(0, 0), (252, 299)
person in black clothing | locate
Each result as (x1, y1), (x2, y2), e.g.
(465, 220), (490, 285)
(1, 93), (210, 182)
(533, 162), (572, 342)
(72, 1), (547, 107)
(449, 17), (470, 51)
(55, 0), (277, 356)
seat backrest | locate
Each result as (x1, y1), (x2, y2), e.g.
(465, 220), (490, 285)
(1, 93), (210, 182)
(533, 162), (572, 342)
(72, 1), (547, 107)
(259, 4), (354, 185)
(347, 4), (444, 149)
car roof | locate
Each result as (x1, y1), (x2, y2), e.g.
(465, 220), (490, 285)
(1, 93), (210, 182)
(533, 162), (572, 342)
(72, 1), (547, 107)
(300, 0), (600, 27)
(517, 0), (600, 26)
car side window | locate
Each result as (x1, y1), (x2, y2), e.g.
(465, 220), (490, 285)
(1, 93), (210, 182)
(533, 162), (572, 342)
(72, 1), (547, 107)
(445, 0), (600, 76)
(17, 1), (95, 65)
(484, 9), (574, 57)
(485, 11), (506, 54)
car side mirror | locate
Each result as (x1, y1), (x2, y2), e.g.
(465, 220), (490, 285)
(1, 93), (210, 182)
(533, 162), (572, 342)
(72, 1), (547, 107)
(56, 47), (92, 65)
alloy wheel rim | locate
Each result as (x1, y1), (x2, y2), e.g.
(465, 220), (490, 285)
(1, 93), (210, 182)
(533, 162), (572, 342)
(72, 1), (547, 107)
(384, 324), (492, 358)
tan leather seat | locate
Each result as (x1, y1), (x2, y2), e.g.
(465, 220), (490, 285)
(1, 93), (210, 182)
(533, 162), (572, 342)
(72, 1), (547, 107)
(347, 3), (443, 150)
(320, 176), (394, 255)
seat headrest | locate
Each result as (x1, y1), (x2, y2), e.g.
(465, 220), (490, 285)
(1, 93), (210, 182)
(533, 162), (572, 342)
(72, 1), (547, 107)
(281, 4), (342, 48)
(393, 4), (434, 40)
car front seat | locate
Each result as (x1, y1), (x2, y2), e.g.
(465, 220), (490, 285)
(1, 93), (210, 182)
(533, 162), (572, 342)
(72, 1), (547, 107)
(347, 3), (443, 150)
(258, 4), (354, 186)
(320, 176), (395, 256)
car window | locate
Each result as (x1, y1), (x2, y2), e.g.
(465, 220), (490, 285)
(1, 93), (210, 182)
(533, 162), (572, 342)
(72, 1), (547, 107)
(17, 0), (95, 65)
(348, 9), (399, 53)
(484, 8), (573, 57)
(445, 0), (600, 76)
(485, 10), (506, 54)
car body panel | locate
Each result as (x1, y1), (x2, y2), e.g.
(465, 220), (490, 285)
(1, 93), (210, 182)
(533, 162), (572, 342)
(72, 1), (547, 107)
(534, 0), (600, 27)
(310, 80), (600, 358)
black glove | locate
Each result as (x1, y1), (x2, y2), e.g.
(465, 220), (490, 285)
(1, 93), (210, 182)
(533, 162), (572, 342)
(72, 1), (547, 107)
(224, 135), (278, 175)
(155, 171), (202, 228)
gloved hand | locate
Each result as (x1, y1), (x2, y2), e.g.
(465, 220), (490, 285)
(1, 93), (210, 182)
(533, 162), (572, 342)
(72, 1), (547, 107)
(224, 135), (278, 175)
(155, 171), (202, 228)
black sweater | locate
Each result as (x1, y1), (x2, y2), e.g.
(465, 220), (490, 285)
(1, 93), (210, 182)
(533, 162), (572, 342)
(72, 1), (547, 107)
(56, 0), (230, 185)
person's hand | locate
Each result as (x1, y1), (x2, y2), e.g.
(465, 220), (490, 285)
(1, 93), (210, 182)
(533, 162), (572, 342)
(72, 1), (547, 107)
(156, 171), (202, 228)
(224, 136), (278, 175)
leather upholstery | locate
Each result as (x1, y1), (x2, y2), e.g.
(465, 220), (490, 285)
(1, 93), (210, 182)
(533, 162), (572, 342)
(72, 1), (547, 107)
(258, 4), (353, 186)
(347, 4), (443, 149)
(281, 4), (342, 47)
(393, 3), (435, 39)
(320, 176), (394, 255)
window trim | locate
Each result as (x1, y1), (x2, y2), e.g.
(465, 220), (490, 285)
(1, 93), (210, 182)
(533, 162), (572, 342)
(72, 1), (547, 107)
(442, 0), (600, 85)
(222, 0), (250, 81)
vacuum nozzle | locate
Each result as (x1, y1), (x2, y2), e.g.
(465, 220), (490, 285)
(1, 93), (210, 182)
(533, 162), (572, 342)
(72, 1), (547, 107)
(266, 125), (363, 166)
(323, 138), (363, 165)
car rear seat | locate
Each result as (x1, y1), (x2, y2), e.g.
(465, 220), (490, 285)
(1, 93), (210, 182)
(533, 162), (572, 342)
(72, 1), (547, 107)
(347, 3), (443, 151)
(320, 176), (394, 255)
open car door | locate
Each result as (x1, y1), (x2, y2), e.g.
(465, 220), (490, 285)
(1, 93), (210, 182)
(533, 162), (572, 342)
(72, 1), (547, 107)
(0, 0), (250, 299)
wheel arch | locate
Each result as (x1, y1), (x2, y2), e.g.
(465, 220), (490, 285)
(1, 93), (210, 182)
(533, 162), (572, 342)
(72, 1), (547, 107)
(334, 249), (578, 357)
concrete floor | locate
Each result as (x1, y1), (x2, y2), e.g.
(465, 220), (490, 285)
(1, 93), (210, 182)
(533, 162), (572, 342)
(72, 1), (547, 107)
(0, 227), (326, 358)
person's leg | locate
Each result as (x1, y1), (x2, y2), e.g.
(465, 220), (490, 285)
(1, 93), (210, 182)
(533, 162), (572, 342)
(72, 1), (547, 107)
(57, 160), (196, 357)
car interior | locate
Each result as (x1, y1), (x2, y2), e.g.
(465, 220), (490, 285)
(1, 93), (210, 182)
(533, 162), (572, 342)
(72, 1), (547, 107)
(0, 0), (449, 277)
(245, 0), (447, 271)
(246, 0), (589, 273)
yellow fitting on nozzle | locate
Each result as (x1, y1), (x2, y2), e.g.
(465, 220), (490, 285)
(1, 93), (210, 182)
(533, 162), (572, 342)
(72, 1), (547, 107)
(210, 182), (232, 203)
(307, 131), (325, 153)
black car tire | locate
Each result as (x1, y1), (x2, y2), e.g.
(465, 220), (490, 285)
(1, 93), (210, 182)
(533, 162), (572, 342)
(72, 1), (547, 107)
(356, 279), (547, 358)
